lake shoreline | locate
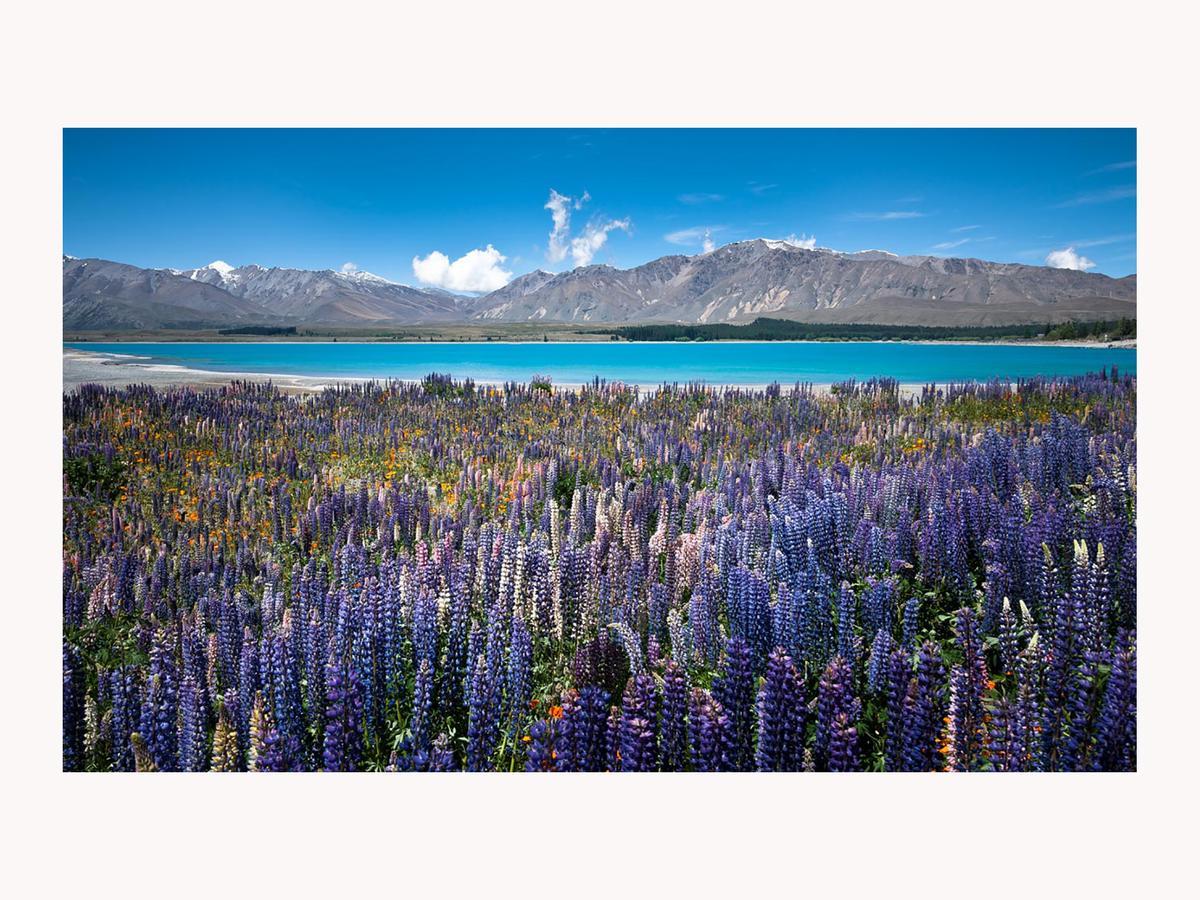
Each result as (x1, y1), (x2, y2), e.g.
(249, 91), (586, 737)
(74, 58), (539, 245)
(63, 347), (923, 396)
(63, 345), (1133, 399)
(64, 336), (1136, 349)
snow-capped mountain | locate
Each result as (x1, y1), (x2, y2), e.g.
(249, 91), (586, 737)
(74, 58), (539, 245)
(65, 257), (465, 329)
(63, 257), (276, 330)
(64, 241), (1137, 330)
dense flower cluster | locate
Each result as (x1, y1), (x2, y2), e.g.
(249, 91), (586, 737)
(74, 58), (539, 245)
(62, 370), (1136, 771)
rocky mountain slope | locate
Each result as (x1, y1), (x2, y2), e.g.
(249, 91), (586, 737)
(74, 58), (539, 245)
(469, 240), (1137, 326)
(175, 261), (463, 323)
(64, 257), (464, 329)
(64, 241), (1136, 330)
(63, 258), (276, 330)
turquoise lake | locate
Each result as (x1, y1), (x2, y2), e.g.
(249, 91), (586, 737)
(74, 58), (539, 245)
(66, 341), (1136, 386)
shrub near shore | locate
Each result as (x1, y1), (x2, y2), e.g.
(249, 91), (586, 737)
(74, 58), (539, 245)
(63, 370), (1136, 771)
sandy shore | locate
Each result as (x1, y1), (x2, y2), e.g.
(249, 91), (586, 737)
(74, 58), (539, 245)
(63, 348), (360, 393)
(904, 338), (1135, 349)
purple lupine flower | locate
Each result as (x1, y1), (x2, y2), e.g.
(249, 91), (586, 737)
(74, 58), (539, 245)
(713, 636), (755, 771)
(412, 590), (439, 668)
(557, 686), (610, 772)
(688, 688), (730, 773)
(835, 581), (861, 671)
(862, 576), (896, 640)
(619, 674), (659, 772)
(62, 368), (1136, 773)
(659, 660), (690, 771)
(755, 647), (806, 771)
(321, 653), (363, 772)
(137, 676), (175, 777)
(1014, 638), (1045, 772)
(256, 723), (289, 772)
(828, 712), (860, 772)
(136, 627), (179, 771)
(63, 641), (84, 771)
(901, 595), (921, 649)
(524, 718), (558, 772)
(996, 597), (1020, 677)
(466, 652), (497, 772)
(303, 607), (325, 731)
(425, 734), (458, 772)
(237, 627), (260, 759)
(867, 628), (896, 695)
(985, 697), (1026, 772)
(506, 615), (532, 722)
(107, 667), (139, 772)
(945, 608), (989, 772)
(441, 577), (471, 715)
(1116, 537), (1136, 630)
(1093, 628), (1136, 771)
(883, 647), (911, 771)
(411, 658), (434, 753)
(816, 654), (860, 771)
(901, 642), (946, 772)
(265, 626), (303, 769)
(728, 566), (772, 667)
(177, 674), (207, 772)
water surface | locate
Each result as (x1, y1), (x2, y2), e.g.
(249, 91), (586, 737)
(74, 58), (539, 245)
(66, 341), (1136, 386)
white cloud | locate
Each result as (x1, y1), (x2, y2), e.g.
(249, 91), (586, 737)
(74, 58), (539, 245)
(545, 189), (631, 267)
(340, 262), (358, 274)
(847, 210), (927, 221)
(665, 226), (713, 245)
(665, 225), (726, 252)
(1045, 247), (1096, 271)
(1085, 160), (1136, 176)
(412, 245), (513, 292)
(779, 233), (817, 249)
(1054, 186), (1136, 208)
(951, 224), (981, 233)
(932, 238), (971, 251)
(1071, 233), (1135, 249)
(679, 192), (724, 204)
(570, 218), (631, 267)
(544, 189), (574, 263)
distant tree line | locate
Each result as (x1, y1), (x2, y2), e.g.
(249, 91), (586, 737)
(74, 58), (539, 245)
(217, 325), (298, 336)
(591, 317), (1136, 343)
(1043, 318), (1136, 341)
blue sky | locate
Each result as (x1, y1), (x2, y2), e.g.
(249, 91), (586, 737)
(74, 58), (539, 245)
(64, 128), (1137, 289)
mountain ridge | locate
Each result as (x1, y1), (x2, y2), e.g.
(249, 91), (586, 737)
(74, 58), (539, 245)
(63, 241), (1136, 330)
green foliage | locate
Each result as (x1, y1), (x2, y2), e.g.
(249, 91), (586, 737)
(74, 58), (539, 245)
(420, 374), (467, 399)
(553, 466), (597, 508)
(66, 614), (148, 682)
(1045, 317), (1135, 341)
(592, 316), (1136, 343)
(216, 325), (298, 336)
(64, 451), (126, 501)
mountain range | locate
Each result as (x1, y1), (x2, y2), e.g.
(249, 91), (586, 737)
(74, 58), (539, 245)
(63, 240), (1136, 330)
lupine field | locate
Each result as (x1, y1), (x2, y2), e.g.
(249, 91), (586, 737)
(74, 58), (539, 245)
(62, 370), (1136, 772)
